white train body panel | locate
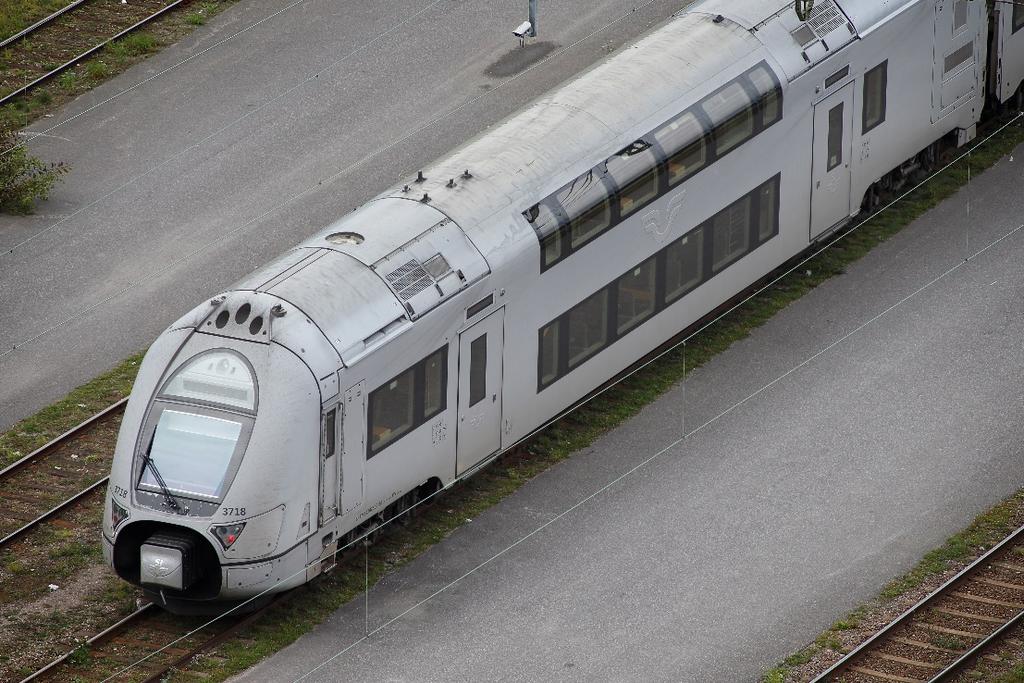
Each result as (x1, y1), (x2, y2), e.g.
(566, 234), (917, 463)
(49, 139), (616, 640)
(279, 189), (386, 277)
(103, 0), (1024, 611)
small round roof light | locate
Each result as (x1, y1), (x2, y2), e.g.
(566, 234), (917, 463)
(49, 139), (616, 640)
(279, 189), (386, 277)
(326, 231), (364, 245)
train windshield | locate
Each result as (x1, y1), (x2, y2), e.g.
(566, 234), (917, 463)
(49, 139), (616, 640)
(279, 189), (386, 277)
(141, 410), (243, 499)
(137, 349), (257, 504)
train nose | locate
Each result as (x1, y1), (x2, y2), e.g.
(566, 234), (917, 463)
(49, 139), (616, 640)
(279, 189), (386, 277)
(140, 531), (200, 591)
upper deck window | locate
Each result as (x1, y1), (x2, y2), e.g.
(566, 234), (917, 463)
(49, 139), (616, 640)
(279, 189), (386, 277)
(161, 350), (257, 412)
(524, 61), (783, 272)
(654, 112), (708, 187)
(701, 82), (755, 155)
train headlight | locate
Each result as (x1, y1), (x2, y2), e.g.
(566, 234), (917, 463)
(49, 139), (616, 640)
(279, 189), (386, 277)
(111, 498), (129, 531)
(211, 522), (246, 550)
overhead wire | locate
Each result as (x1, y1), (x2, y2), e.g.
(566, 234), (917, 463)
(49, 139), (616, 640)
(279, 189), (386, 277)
(1, 0), (671, 356)
(294, 215), (1024, 682)
(0, 0), (382, 159)
(96, 106), (1024, 682)
(2, 0), (448, 256)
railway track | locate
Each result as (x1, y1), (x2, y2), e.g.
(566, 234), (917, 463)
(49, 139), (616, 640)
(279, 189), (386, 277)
(19, 596), (278, 682)
(813, 524), (1024, 683)
(0, 399), (125, 550)
(0, 0), (192, 107)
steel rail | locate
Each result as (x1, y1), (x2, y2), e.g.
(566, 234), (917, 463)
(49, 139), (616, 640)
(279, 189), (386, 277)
(0, 474), (109, 549)
(19, 602), (157, 683)
(0, 0), (90, 50)
(811, 522), (1024, 682)
(0, 398), (126, 480)
(0, 0), (192, 108)
(138, 596), (282, 683)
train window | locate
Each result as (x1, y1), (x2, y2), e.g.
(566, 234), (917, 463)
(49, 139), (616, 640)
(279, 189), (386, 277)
(535, 175), (781, 393)
(558, 171), (612, 249)
(702, 81), (754, 156)
(367, 346), (448, 457)
(757, 177), (780, 242)
(863, 61), (888, 133)
(141, 409), (243, 500)
(538, 322), (560, 387)
(161, 349), (257, 412)
(953, 0), (968, 32)
(616, 256), (657, 335)
(369, 369), (415, 454)
(1016, 3), (1024, 33)
(567, 288), (609, 368)
(747, 65), (782, 127)
(608, 144), (660, 218)
(654, 112), (707, 187)
(423, 347), (447, 419)
(664, 230), (703, 304)
(469, 335), (487, 407)
(322, 409), (336, 458)
(711, 195), (751, 272)
(525, 200), (564, 269)
(827, 103), (844, 172)
(944, 42), (974, 75)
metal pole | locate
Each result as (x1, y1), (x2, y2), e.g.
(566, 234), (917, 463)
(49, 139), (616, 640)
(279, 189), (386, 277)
(529, 0), (537, 37)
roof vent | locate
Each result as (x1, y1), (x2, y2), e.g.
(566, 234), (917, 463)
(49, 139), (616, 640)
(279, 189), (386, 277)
(806, 1), (845, 36)
(385, 260), (434, 301)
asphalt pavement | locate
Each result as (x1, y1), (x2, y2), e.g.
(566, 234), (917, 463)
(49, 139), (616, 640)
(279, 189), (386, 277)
(0, 0), (687, 430)
(229, 144), (1024, 681)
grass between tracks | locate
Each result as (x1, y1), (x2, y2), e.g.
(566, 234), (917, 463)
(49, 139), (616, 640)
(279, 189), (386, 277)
(3, 113), (1024, 679)
(0, 0), (238, 129)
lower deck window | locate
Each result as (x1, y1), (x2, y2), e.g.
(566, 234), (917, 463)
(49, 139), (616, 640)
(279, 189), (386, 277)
(368, 346), (448, 457)
(617, 257), (657, 335)
(369, 370), (415, 452)
(537, 175), (781, 391)
(711, 196), (751, 271)
(568, 289), (609, 368)
(665, 232), (703, 304)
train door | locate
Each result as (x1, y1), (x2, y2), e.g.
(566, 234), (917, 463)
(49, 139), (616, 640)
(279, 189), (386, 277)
(340, 381), (365, 515)
(456, 308), (504, 475)
(994, 0), (1024, 103)
(932, 0), (979, 121)
(318, 406), (340, 525)
(810, 82), (854, 240)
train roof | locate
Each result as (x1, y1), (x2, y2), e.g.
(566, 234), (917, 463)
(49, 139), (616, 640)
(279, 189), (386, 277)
(202, 0), (922, 372)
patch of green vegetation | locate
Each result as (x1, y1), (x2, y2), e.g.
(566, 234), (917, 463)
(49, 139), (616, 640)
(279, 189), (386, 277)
(880, 489), (1021, 601)
(106, 33), (157, 60)
(85, 61), (109, 80)
(0, 353), (141, 469)
(0, 0), (70, 43)
(0, 118), (68, 214)
(68, 643), (90, 666)
(5, 559), (28, 575)
(995, 664), (1024, 683)
(931, 633), (967, 650)
(57, 70), (76, 90)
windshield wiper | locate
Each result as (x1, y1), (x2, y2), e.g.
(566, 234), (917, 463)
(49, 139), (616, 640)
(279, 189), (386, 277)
(142, 445), (183, 513)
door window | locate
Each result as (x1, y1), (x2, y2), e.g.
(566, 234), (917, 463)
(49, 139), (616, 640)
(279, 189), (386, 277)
(827, 103), (844, 172)
(469, 334), (487, 407)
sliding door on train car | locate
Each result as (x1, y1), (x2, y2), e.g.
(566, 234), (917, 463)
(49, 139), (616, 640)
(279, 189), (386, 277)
(810, 82), (854, 241)
(455, 308), (505, 475)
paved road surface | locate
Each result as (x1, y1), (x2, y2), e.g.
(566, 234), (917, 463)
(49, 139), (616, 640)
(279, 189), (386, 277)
(230, 146), (1024, 681)
(0, 0), (686, 430)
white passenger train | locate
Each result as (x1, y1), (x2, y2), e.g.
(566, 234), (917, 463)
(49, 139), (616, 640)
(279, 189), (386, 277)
(104, 0), (1024, 612)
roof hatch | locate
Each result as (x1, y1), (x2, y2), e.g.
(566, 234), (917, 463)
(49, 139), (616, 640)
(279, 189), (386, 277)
(372, 218), (489, 319)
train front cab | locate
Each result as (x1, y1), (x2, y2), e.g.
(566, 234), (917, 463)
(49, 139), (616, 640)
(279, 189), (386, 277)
(105, 325), (320, 614)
